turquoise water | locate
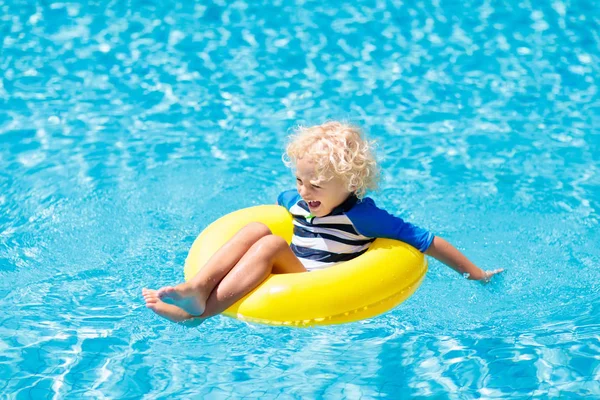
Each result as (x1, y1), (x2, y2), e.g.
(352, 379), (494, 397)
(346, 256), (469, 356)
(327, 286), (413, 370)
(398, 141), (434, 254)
(2, 0), (599, 397)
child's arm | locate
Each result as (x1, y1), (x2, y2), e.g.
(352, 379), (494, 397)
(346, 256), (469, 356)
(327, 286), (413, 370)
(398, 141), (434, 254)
(346, 199), (503, 282)
(425, 236), (503, 282)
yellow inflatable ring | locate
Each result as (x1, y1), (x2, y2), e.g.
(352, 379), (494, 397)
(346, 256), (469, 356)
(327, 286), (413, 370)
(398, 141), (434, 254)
(184, 205), (428, 327)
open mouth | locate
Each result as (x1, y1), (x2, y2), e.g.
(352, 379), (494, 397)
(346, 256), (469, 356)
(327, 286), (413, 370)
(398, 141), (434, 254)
(307, 200), (321, 209)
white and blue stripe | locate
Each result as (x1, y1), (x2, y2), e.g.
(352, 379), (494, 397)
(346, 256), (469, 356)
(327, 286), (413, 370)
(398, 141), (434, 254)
(280, 193), (370, 270)
(278, 189), (434, 271)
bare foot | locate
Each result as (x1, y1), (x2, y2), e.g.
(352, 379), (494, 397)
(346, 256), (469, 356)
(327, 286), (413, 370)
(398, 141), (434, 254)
(156, 283), (208, 316)
(142, 288), (195, 323)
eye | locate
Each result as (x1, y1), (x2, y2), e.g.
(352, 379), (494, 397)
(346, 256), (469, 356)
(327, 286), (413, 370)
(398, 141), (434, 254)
(312, 184), (321, 189)
(296, 178), (302, 184)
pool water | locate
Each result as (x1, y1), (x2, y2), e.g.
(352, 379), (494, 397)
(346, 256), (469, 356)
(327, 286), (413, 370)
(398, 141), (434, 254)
(2, 0), (599, 398)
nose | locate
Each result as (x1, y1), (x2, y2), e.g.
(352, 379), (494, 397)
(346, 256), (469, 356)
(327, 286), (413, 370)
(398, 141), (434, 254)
(298, 184), (311, 198)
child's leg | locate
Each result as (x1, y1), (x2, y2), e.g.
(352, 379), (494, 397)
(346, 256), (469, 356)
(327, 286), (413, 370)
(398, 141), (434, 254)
(144, 222), (272, 317)
(142, 289), (196, 323)
(199, 234), (306, 319)
(146, 233), (306, 323)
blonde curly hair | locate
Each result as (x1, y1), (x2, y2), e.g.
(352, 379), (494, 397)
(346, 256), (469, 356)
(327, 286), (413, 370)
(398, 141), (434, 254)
(284, 121), (379, 198)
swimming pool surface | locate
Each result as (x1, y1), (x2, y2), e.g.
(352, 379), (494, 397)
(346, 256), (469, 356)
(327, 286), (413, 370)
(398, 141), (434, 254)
(2, 0), (599, 398)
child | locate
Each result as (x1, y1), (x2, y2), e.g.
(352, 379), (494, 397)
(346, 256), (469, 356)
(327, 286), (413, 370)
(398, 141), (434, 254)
(143, 122), (503, 324)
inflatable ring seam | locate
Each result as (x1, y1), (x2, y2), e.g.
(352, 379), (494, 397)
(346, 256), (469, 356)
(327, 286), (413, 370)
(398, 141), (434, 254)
(232, 266), (427, 327)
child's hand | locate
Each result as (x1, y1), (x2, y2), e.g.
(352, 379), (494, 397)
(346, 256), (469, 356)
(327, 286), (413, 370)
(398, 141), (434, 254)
(479, 268), (504, 283)
(426, 237), (505, 284)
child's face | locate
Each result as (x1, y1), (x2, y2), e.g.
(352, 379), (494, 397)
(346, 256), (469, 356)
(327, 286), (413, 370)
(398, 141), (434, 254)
(295, 157), (353, 217)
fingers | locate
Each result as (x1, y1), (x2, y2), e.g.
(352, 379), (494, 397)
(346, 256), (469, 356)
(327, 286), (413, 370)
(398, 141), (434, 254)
(481, 268), (505, 283)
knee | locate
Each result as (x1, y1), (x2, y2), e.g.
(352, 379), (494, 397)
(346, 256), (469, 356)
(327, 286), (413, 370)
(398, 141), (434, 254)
(239, 222), (271, 244)
(252, 234), (288, 255)
(243, 222), (271, 237)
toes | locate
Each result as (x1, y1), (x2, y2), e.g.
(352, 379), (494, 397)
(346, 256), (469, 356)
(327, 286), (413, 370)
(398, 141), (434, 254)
(157, 286), (174, 299)
(146, 301), (158, 309)
(143, 288), (160, 305)
(143, 288), (158, 296)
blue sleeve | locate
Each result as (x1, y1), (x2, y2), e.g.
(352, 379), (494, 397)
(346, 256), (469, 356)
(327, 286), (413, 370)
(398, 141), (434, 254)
(277, 189), (301, 211)
(346, 198), (434, 253)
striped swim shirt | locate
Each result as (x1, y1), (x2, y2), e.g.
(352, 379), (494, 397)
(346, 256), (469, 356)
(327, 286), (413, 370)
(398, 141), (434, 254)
(277, 189), (434, 271)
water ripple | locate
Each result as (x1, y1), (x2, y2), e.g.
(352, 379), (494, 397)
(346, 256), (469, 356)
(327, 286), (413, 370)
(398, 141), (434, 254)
(2, 0), (599, 397)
